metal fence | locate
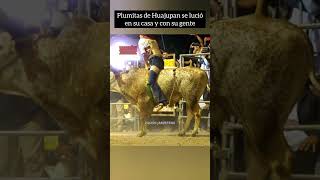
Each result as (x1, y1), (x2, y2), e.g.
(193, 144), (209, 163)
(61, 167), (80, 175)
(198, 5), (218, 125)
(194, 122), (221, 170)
(110, 100), (211, 132)
(215, 122), (320, 180)
(179, 53), (210, 68)
(110, 102), (139, 131)
(0, 131), (85, 180)
(178, 100), (210, 132)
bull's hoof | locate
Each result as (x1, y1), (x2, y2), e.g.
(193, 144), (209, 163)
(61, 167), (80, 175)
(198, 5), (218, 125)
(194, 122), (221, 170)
(178, 131), (186, 136)
(137, 131), (147, 137)
(191, 130), (198, 137)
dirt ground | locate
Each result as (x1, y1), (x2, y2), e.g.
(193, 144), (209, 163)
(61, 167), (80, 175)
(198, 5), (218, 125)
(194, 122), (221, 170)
(110, 132), (210, 146)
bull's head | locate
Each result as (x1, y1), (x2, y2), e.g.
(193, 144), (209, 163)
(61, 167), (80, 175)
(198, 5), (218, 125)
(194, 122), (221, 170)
(0, 31), (32, 97)
(109, 68), (141, 104)
(110, 71), (121, 93)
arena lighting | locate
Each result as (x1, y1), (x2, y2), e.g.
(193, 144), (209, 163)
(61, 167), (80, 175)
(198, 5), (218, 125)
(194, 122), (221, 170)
(110, 38), (140, 70)
(0, 0), (48, 27)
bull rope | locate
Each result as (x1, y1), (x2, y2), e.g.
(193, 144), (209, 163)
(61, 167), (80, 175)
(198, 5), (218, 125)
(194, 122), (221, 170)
(168, 69), (177, 106)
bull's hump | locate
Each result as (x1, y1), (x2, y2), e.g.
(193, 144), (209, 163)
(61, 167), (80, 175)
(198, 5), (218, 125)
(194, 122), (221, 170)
(211, 16), (306, 51)
(210, 15), (297, 31)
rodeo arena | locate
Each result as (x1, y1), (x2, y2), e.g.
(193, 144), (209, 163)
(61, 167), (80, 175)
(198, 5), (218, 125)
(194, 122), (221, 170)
(109, 34), (211, 146)
(0, 0), (109, 179)
(211, 0), (320, 180)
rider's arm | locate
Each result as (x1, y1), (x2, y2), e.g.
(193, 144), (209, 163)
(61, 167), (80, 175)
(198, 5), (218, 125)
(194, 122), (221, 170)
(195, 34), (204, 47)
(138, 39), (150, 69)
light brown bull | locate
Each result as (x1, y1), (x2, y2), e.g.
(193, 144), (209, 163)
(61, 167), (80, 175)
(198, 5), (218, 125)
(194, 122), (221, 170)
(112, 67), (208, 137)
(210, 0), (320, 179)
(0, 18), (108, 180)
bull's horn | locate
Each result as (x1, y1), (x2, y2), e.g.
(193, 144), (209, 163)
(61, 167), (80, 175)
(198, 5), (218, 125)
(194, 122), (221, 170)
(309, 71), (320, 96)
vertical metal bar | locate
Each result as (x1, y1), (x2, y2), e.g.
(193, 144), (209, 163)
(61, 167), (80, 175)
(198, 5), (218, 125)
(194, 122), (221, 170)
(231, 0), (237, 17)
(229, 117), (235, 171)
(213, 138), (220, 180)
(86, 0), (91, 18)
(298, 1), (303, 25)
(224, 0), (229, 18)
(207, 112), (210, 129)
(179, 54), (184, 68)
(221, 125), (228, 172)
(161, 35), (166, 51)
(8, 136), (19, 177)
(77, 0), (83, 16)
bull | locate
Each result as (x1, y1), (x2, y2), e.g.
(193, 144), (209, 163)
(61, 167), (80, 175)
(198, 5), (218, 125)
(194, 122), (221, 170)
(210, 0), (320, 179)
(111, 67), (208, 137)
(0, 18), (108, 180)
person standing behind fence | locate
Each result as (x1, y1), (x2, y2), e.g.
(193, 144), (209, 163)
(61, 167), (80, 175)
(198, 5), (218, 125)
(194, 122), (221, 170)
(284, 83), (320, 174)
(0, 94), (75, 177)
(0, 95), (46, 177)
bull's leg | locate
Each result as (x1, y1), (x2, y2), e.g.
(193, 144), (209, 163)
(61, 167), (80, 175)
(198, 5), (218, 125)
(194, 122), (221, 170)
(137, 113), (148, 137)
(246, 134), (291, 180)
(246, 142), (269, 180)
(178, 105), (194, 136)
(245, 115), (292, 180)
(191, 103), (201, 137)
(268, 133), (292, 180)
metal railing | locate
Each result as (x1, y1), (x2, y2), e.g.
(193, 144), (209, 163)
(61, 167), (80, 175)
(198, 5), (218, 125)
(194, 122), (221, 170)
(110, 103), (139, 131)
(0, 131), (67, 136)
(0, 131), (85, 180)
(178, 100), (210, 131)
(216, 122), (320, 180)
(300, 23), (320, 30)
(179, 53), (210, 68)
(110, 100), (211, 132)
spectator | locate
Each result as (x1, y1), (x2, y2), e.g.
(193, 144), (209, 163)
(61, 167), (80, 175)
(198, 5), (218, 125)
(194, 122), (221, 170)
(285, 83), (320, 174)
(0, 94), (73, 177)
(288, 0), (320, 75)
